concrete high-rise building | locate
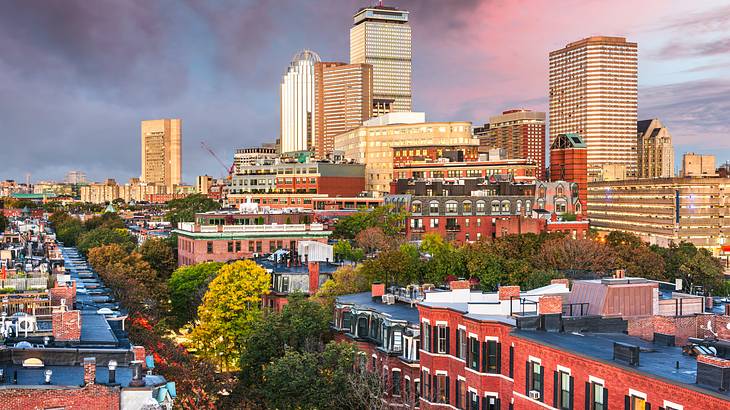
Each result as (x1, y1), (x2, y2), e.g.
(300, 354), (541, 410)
(681, 153), (716, 177)
(280, 50), (320, 154)
(196, 175), (213, 195)
(64, 170), (86, 185)
(140, 119), (182, 191)
(637, 118), (674, 179)
(314, 62), (373, 158)
(350, 4), (411, 115)
(550, 133), (588, 215)
(478, 109), (546, 179)
(549, 36), (638, 181)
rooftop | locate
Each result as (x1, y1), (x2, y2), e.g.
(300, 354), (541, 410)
(337, 292), (420, 324)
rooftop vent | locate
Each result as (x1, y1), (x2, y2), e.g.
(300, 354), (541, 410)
(696, 355), (730, 391)
(613, 341), (640, 366)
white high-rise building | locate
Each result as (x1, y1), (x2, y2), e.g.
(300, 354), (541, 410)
(350, 4), (412, 115)
(549, 36), (638, 181)
(280, 50), (320, 154)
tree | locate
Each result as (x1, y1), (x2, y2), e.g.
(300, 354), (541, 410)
(165, 194), (221, 226)
(0, 213), (8, 232)
(534, 237), (616, 278)
(333, 205), (408, 239)
(333, 240), (365, 263)
(168, 262), (223, 328)
(420, 232), (466, 284)
(677, 247), (724, 294)
(606, 232), (666, 279)
(189, 260), (270, 370)
(355, 226), (392, 254)
(139, 237), (177, 280)
(315, 265), (371, 308)
(359, 244), (424, 287)
(84, 212), (125, 231)
(77, 227), (136, 255)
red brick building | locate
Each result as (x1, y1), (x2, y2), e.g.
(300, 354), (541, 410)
(226, 193), (382, 210)
(550, 133), (588, 215)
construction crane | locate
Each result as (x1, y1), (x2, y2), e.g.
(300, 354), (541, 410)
(200, 141), (235, 179)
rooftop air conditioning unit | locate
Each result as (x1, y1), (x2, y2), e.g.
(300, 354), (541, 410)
(529, 390), (540, 400)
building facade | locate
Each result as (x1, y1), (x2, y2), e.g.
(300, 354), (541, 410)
(550, 133), (588, 215)
(281, 50), (320, 154)
(637, 119), (675, 179)
(335, 113), (475, 195)
(226, 193), (382, 211)
(350, 4), (412, 114)
(228, 161), (365, 196)
(549, 36), (638, 181)
(478, 110), (546, 179)
(587, 177), (730, 256)
(140, 118), (182, 191)
(315, 62), (373, 158)
(233, 146), (278, 173)
(681, 153), (716, 178)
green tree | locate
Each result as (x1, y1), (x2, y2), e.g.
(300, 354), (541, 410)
(190, 260), (270, 370)
(333, 240), (365, 263)
(0, 213), (8, 232)
(167, 262), (223, 328)
(315, 265), (371, 308)
(534, 237), (616, 278)
(77, 227), (136, 255)
(84, 212), (125, 231)
(56, 218), (85, 247)
(420, 232), (465, 284)
(606, 231), (666, 279)
(139, 237), (177, 280)
(676, 247), (724, 294)
(165, 194), (221, 226)
(333, 205), (408, 239)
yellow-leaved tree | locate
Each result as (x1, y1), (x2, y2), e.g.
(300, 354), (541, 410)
(189, 260), (270, 370)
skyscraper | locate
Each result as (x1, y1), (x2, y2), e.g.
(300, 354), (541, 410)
(477, 109), (547, 179)
(280, 50), (320, 154)
(314, 62), (373, 158)
(549, 36), (638, 181)
(140, 118), (181, 191)
(637, 118), (675, 179)
(350, 4), (411, 115)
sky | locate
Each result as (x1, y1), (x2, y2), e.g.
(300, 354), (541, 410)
(1, 0), (729, 184)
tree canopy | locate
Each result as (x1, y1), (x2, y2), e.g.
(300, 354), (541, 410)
(165, 194), (221, 226)
(167, 262), (224, 328)
(139, 237), (178, 280)
(333, 204), (408, 239)
(77, 227), (136, 255)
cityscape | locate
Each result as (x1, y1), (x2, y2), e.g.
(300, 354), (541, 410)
(1, 1), (729, 410)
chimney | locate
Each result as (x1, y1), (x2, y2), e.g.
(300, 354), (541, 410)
(550, 278), (570, 289)
(108, 360), (118, 384)
(83, 357), (96, 385)
(371, 282), (385, 301)
(52, 308), (81, 342)
(498, 285), (520, 301)
(132, 346), (146, 363)
(129, 360), (145, 387)
(614, 269), (625, 279)
(449, 280), (470, 290)
(538, 295), (563, 315)
(308, 261), (320, 295)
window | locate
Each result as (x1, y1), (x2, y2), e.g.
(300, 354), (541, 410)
(463, 201), (472, 214)
(469, 336), (480, 370)
(422, 323), (431, 353)
(392, 370), (401, 396)
(437, 325), (447, 354)
(235, 241), (241, 252)
(342, 311), (352, 330)
(476, 201), (486, 213)
(485, 340), (500, 373)
(411, 202), (422, 213)
(484, 395), (499, 410)
(281, 276), (289, 293)
(501, 201), (510, 213)
(527, 361), (543, 400)
(555, 370), (572, 410)
(446, 202), (458, 214)
(590, 381), (606, 410)
(435, 374), (448, 403)
(456, 379), (467, 409)
(491, 201), (500, 213)
(430, 218), (439, 228)
(457, 329), (467, 360)
(630, 395), (646, 410)
(227, 241), (233, 252)
(430, 201), (439, 214)
(206, 241), (213, 254)
(423, 371), (431, 401)
(414, 379), (421, 402)
(248, 241), (254, 252)
(470, 391), (479, 410)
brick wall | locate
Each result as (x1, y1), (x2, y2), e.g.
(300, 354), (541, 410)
(627, 314), (730, 346)
(538, 295), (563, 315)
(498, 285), (520, 301)
(52, 309), (81, 342)
(50, 281), (76, 307)
(0, 384), (120, 410)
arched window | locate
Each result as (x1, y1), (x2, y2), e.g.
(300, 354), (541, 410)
(501, 200), (511, 213)
(411, 201), (422, 214)
(491, 200), (500, 213)
(516, 200), (523, 213)
(556, 184), (564, 196)
(476, 200), (486, 214)
(537, 199), (545, 209)
(539, 185), (547, 198)
(445, 200), (458, 214)
(429, 201), (440, 215)
(575, 201), (582, 214)
(526, 200), (532, 213)
(462, 200), (472, 215)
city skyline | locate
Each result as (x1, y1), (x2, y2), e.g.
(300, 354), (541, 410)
(0, 0), (729, 183)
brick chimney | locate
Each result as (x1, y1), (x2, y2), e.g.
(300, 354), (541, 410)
(308, 261), (320, 295)
(550, 278), (570, 288)
(83, 357), (96, 385)
(49, 281), (76, 307)
(538, 295), (563, 315)
(132, 346), (146, 363)
(449, 280), (470, 290)
(52, 308), (81, 342)
(371, 282), (385, 300)
(614, 269), (625, 279)
(498, 285), (520, 301)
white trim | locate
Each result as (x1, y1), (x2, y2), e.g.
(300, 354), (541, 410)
(457, 324), (467, 330)
(483, 391), (499, 398)
(372, 353), (377, 358)
(418, 398), (458, 409)
(588, 375), (605, 385)
(468, 387), (478, 394)
(663, 400), (683, 410)
(528, 355), (542, 364)
(464, 366), (514, 381)
(484, 336), (499, 342)
(414, 378), (420, 383)
(422, 318), (430, 324)
(435, 320), (448, 326)
(435, 370), (448, 376)
(628, 389), (647, 400)
(468, 332), (478, 339)
(422, 366), (430, 373)
(404, 375), (411, 381)
(392, 367), (401, 372)
(383, 365), (389, 370)
(511, 342), (515, 347)
(513, 391), (555, 409)
(556, 365), (571, 375)
(457, 375), (466, 381)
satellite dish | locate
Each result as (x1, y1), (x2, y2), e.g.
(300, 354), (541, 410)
(15, 341), (33, 349)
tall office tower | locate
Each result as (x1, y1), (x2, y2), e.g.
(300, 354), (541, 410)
(64, 170), (87, 185)
(479, 109), (547, 179)
(350, 4), (411, 115)
(140, 118), (181, 191)
(637, 118), (675, 179)
(549, 36), (638, 181)
(314, 62), (373, 158)
(550, 133), (588, 215)
(280, 50), (320, 154)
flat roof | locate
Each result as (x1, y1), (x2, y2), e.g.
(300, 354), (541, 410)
(513, 329), (730, 399)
